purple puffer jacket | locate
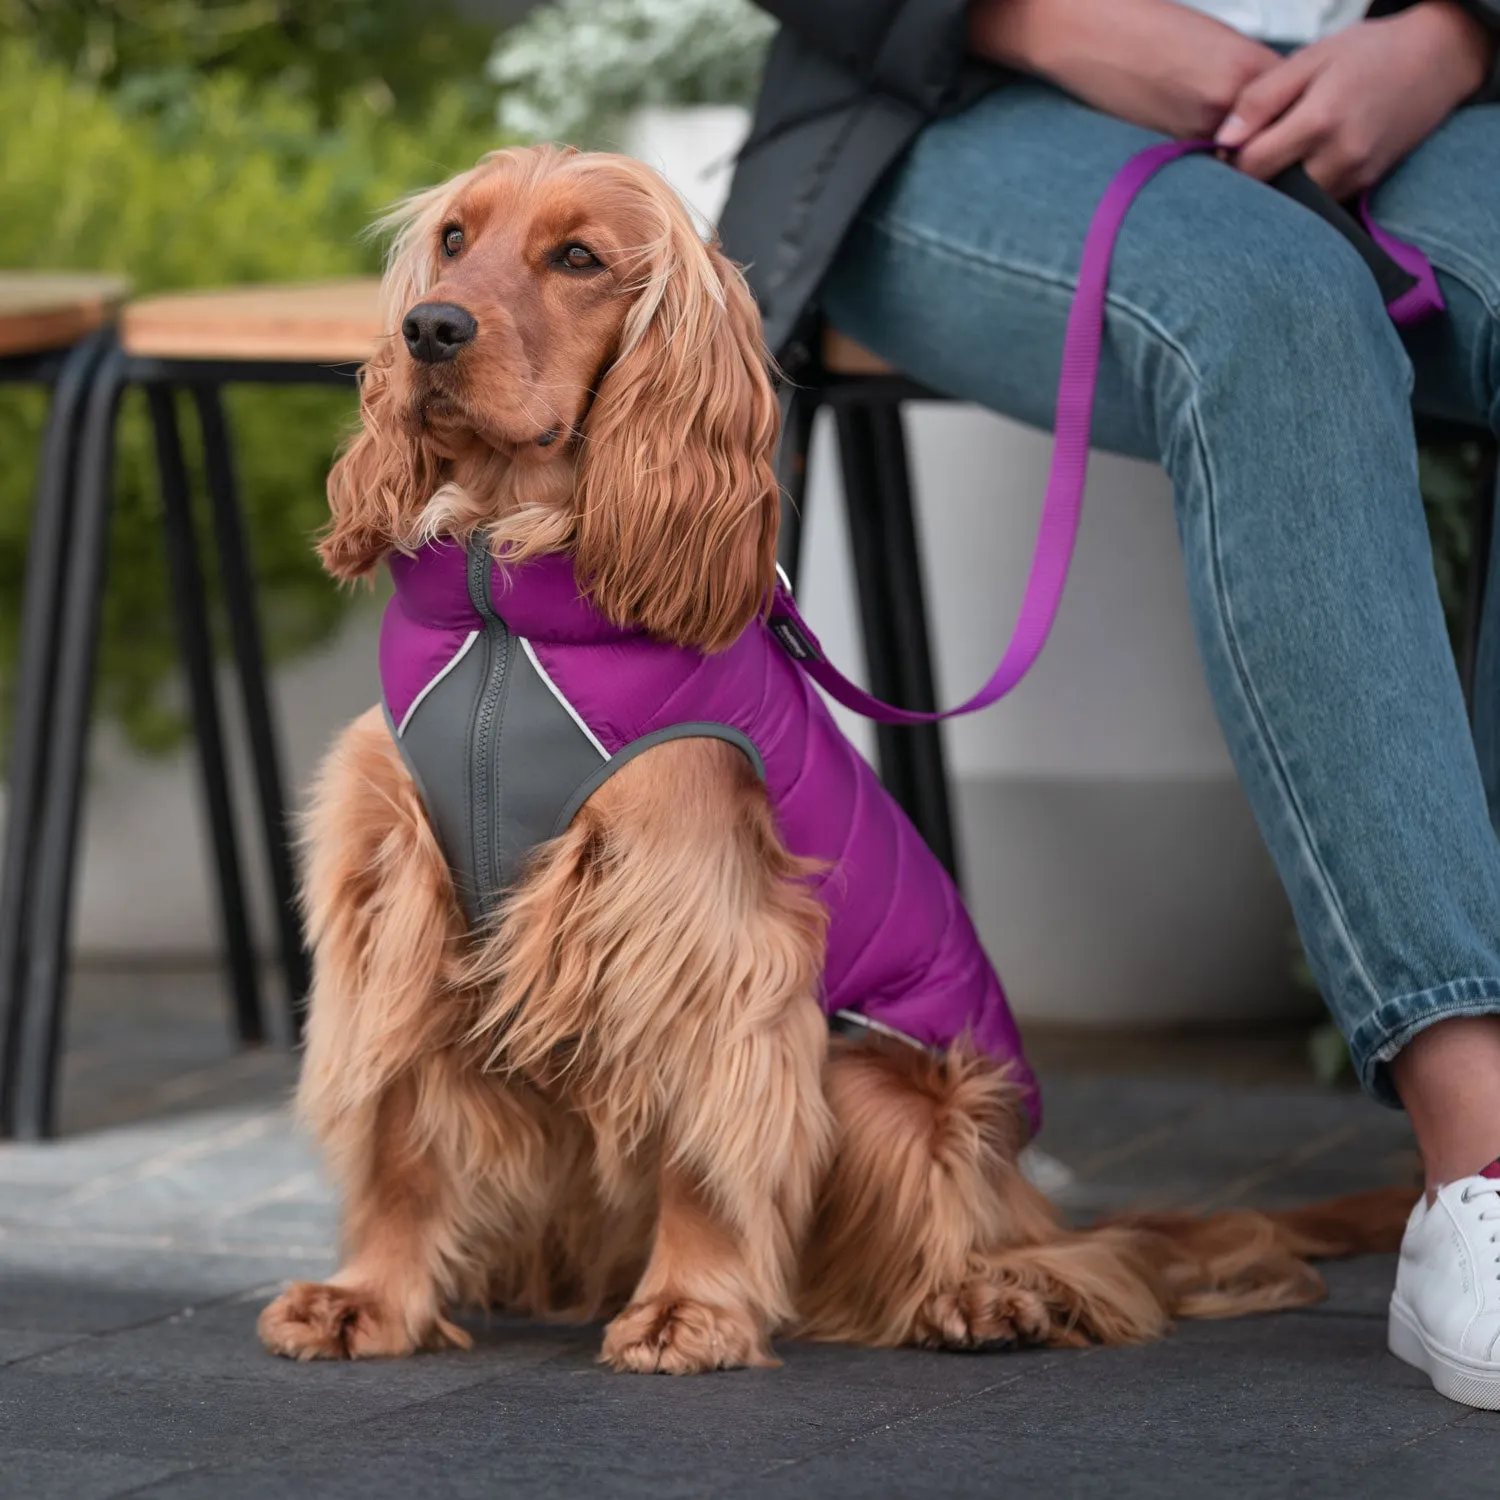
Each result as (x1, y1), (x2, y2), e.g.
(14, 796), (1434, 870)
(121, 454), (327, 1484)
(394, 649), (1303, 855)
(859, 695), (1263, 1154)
(379, 542), (1038, 1130)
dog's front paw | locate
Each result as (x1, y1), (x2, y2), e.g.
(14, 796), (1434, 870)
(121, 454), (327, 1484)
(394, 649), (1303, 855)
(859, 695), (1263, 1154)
(600, 1297), (775, 1374)
(915, 1277), (1070, 1351)
(258, 1281), (471, 1361)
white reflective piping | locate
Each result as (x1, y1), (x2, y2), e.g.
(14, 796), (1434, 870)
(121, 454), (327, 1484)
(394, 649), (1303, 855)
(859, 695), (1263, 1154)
(396, 629), (479, 736)
(831, 1008), (928, 1052)
(520, 637), (609, 761)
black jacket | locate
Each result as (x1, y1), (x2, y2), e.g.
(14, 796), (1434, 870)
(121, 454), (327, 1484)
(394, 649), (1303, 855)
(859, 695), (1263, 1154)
(718, 0), (1500, 367)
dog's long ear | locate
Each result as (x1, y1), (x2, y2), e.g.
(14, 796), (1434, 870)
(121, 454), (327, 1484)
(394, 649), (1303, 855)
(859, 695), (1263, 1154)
(320, 352), (439, 581)
(573, 199), (780, 652)
(320, 178), (457, 581)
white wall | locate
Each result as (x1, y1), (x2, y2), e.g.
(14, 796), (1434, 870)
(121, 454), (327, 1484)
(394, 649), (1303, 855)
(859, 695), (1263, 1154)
(798, 404), (1234, 779)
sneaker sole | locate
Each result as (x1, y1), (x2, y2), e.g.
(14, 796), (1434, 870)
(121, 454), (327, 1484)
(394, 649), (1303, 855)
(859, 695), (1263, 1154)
(1388, 1295), (1500, 1410)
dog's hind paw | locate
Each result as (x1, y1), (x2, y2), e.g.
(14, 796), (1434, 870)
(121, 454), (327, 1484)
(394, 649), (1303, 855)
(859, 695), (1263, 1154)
(258, 1281), (471, 1361)
(914, 1278), (1071, 1351)
(600, 1297), (776, 1374)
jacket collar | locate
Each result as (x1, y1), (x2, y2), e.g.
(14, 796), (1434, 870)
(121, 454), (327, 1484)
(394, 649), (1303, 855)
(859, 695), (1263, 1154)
(387, 541), (642, 646)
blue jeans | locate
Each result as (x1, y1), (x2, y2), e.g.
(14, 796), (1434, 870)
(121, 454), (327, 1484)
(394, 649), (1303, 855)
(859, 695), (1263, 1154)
(821, 83), (1500, 1106)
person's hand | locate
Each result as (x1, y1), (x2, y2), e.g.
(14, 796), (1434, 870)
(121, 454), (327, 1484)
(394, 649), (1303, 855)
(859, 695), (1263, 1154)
(1215, 2), (1494, 198)
(968, 0), (1282, 139)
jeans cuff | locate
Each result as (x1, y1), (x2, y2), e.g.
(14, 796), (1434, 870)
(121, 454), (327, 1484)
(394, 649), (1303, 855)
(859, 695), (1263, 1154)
(1349, 976), (1500, 1108)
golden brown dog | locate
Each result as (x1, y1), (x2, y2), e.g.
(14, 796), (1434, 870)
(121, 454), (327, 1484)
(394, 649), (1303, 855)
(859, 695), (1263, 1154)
(259, 146), (1411, 1373)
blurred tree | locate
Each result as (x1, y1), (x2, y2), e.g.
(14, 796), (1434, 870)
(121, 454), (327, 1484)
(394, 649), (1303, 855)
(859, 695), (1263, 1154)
(1423, 439), (1490, 652)
(0, 40), (499, 752)
(0, 0), (496, 121)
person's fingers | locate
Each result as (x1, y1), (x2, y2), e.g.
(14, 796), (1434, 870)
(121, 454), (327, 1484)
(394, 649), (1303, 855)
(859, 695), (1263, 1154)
(1298, 147), (1357, 199)
(1300, 130), (1387, 200)
(1215, 48), (1320, 148)
(1232, 92), (1334, 181)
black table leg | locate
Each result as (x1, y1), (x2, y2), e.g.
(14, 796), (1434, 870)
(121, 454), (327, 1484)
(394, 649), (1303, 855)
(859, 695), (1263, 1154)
(836, 403), (917, 813)
(833, 400), (961, 882)
(147, 384), (264, 1049)
(863, 403), (959, 881)
(191, 384), (310, 1036)
(9, 345), (128, 1138)
(0, 331), (110, 1135)
(777, 383), (820, 588)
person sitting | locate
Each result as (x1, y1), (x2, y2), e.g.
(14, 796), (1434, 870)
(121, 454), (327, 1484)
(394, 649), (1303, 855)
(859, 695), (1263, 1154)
(719, 0), (1500, 1408)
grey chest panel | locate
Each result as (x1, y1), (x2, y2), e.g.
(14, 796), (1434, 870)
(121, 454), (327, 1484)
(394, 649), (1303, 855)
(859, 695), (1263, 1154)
(386, 549), (608, 926)
(386, 549), (766, 928)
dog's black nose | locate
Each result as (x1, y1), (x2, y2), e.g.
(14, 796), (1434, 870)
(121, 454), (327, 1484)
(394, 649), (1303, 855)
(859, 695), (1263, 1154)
(402, 302), (477, 363)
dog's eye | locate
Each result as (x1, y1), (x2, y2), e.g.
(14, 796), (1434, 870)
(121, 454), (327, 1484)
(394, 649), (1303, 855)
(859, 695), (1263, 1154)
(442, 226), (464, 258)
(557, 243), (599, 271)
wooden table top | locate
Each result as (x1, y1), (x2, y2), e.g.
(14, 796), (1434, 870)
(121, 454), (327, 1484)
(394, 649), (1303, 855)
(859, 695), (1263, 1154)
(0, 273), (132, 357)
(822, 327), (898, 377)
(120, 278), (385, 364)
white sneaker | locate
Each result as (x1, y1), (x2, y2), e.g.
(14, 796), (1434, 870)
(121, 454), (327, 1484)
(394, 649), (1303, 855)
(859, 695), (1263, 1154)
(1388, 1167), (1500, 1408)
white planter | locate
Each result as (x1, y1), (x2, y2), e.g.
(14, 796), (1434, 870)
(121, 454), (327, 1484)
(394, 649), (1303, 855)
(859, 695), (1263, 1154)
(621, 104), (750, 237)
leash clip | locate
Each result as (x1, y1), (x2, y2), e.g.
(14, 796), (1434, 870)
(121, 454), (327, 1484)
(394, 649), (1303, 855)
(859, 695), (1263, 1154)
(769, 572), (823, 662)
(771, 614), (817, 661)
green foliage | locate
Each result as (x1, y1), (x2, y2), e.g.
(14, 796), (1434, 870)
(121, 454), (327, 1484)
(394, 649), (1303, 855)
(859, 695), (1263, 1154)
(0, 0), (497, 123)
(1307, 1019), (1354, 1086)
(0, 39), (500, 751)
(1423, 438), (1490, 648)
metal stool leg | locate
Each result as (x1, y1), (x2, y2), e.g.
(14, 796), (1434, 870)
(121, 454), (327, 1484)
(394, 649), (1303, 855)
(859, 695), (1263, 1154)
(147, 384), (264, 1049)
(0, 331), (110, 1134)
(777, 383), (820, 588)
(862, 403), (960, 880)
(834, 402), (919, 813)
(191, 384), (309, 1035)
(9, 346), (128, 1138)
(834, 399), (961, 879)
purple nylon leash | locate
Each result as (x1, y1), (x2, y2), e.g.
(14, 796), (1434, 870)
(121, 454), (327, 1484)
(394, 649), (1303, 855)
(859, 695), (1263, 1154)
(1358, 190), (1446, 327)
(768, 139), (1444, 726)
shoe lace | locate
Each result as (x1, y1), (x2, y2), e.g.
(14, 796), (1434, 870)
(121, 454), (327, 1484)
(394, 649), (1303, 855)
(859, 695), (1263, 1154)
(1459, 1181), (1500, 1273)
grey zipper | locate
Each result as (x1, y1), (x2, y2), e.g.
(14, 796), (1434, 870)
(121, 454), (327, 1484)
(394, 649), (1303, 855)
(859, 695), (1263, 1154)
(467, 537), (511, 911)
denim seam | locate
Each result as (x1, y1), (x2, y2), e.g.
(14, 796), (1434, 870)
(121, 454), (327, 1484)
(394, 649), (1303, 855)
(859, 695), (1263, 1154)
(1191, 404), (1386, 1012)
(870, 207), (1387, 1010)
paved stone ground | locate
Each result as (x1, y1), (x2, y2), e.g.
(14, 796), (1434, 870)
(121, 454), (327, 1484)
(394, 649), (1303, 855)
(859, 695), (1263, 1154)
(1, 968), (1493, 1499)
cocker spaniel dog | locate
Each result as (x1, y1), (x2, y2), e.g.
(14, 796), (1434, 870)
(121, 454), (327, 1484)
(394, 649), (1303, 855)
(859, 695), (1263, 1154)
(259, 146), (1408, 1373)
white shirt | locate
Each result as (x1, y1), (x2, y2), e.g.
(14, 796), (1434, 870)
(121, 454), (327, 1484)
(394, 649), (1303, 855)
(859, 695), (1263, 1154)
(1174, 0), (1369, 42)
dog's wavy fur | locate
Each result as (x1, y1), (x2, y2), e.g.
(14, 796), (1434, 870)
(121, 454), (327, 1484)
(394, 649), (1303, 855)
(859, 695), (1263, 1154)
(260, 146), (1414, 1372)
